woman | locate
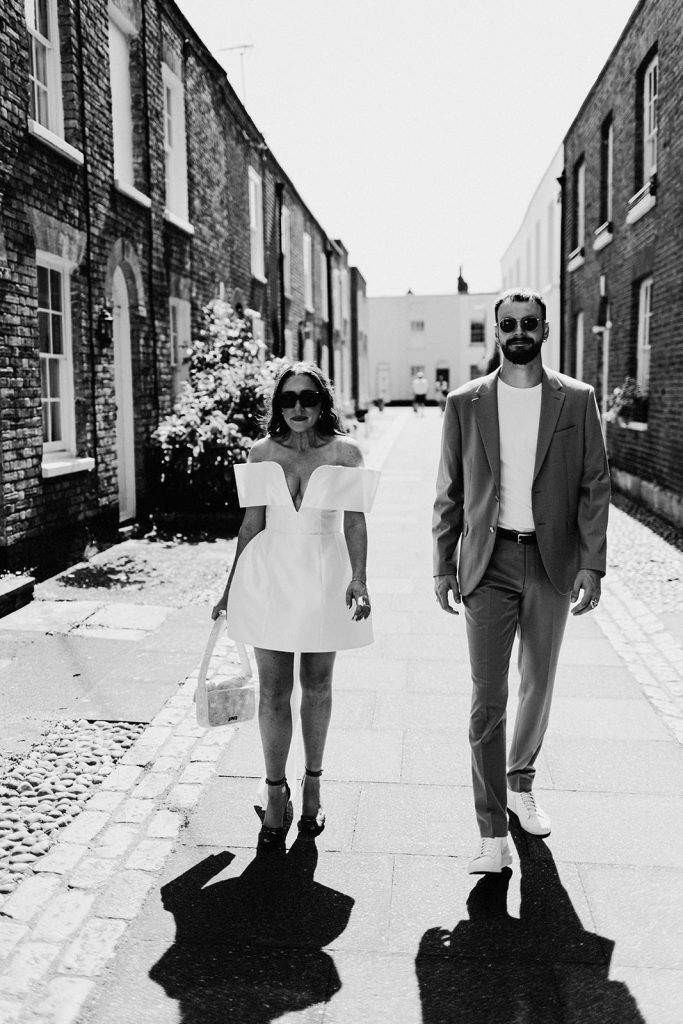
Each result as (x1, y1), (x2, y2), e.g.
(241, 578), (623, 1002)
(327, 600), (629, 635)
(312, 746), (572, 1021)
(212, 362), (380, 850)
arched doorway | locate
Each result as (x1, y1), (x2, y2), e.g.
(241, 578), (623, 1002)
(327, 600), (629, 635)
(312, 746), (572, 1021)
(112, 266), (136, 521)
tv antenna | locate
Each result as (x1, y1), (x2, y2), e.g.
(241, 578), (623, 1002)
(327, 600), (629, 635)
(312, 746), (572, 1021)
(219, 44), (254, 103)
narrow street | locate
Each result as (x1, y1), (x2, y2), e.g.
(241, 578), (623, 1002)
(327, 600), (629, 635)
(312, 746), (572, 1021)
(0, 407), (682, 1024)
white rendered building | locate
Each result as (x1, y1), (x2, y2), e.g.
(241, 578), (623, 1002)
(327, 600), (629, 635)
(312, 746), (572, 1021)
(499, 144), (563, 370)
(367, 286), (498, 404)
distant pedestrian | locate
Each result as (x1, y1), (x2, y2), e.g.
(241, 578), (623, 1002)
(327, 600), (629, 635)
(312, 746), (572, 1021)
(213, 362), (380, 851)
(412, 371), (428, 415)
(435, 379), (448, 415)
(432, 288), (610, 874)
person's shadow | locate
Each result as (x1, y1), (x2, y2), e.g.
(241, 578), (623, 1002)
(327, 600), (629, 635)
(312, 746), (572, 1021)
(150, 836), (353, 1023)
(415, 818), (646, 1024)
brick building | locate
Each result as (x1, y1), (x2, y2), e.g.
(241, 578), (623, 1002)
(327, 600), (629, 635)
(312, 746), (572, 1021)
(0, 0), (368, 576)
(562, 0), (683, 528)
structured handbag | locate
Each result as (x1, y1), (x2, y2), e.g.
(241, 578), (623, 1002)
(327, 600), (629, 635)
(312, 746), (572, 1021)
(195, 613), (256, 728)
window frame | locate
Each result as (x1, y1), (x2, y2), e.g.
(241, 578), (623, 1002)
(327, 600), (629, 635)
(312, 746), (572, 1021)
(574, 310), (584, 382)
(26, 0), (64, 137)
(319, 251), (328, 322)
(636, 276), (653, 395)
(303, 231), (313, 312)
(248, 167), (265, 281)
(36, 251), (76, 458)
(599, 115), (613, 226)
(281, 206), (291, 298)
(643, 54), (658, 182)
(572, 157), (586, 254)
(108, 8), (135, 187)
(469, 321), (485, 347)
(161, 61), (189, 223)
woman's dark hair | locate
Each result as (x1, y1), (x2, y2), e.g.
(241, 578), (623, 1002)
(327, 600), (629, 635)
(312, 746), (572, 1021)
(265, 361), (344, 439)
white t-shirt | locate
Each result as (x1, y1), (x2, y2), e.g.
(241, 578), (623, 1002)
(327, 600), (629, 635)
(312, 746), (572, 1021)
(412, 376), (428, 396)
(497, 379), (542, 531)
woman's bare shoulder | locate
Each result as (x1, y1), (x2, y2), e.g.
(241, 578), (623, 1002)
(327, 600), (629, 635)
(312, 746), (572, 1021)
(247, 437), (275, 463)
(329, 435), (364, 468)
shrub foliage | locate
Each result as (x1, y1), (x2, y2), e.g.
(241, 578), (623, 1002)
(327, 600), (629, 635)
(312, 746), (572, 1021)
(150, 300), (280, 513)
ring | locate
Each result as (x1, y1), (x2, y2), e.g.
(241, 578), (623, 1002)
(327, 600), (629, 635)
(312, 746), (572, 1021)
(591, 599), (598, 608)
(358, 596), (368, 606)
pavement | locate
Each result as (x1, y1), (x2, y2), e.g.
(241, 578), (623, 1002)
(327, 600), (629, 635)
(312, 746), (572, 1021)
(0, 407), (682, 1024)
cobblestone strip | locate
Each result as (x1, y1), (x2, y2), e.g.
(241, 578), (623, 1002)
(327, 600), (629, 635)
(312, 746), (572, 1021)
(595, 573), (683, 744)
(0, 634), (241, 1024)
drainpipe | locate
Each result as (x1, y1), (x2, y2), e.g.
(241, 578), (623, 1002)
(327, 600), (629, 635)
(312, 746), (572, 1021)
(141, 0), (160, 425)
(74, 0), (99, 486)
(275, 181), (285, 357)
(557, 170), (566, 372)
(325, 245), (334, 384)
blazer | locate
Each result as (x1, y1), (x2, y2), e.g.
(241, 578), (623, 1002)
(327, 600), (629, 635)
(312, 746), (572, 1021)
(432, 367), (610, 596)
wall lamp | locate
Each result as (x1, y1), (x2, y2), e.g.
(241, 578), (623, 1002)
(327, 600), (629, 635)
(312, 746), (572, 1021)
(96, 305), (114, 346)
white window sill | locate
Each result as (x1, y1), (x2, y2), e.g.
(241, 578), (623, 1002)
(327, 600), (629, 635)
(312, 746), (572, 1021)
(626, 177), (657, 225)
(163, 209), (195, 235)
(28, 119), (84, 166)
(41, 456), (95, 479)
(593, 222), (613, 252)
(115, 179), (152, 209)
(626, 190), (656, 225)
(251, 272), (268, 285)
(623, 421), (648, 432)
(567, 247), (585, 273)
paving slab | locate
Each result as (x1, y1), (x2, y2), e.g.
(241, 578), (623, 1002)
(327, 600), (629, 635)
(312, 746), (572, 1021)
(543, 736), (683, 793)
(0, 600), (103, 634)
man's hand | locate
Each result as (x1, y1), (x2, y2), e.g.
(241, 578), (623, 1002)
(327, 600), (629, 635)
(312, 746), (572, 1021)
(434, 573), (461, 615)
(570, 569), (602, 616)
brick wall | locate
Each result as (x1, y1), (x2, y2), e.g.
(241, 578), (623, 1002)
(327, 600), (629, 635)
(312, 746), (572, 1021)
(0, 0), (366, 576)
(562, 0), (683, 525)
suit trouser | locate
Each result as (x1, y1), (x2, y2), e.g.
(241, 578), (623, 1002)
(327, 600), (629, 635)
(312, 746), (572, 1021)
(462, 536), (571, 837)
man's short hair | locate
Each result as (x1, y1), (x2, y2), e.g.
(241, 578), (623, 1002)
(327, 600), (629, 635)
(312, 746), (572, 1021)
(494, 287), (547, 321)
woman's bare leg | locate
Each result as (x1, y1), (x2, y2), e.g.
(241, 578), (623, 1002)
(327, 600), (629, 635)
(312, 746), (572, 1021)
(254, 647), (294, 828)
(299, 651), (336, 815)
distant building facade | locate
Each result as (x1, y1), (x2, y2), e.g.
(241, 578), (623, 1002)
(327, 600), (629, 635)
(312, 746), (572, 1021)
(500, 144), (563, 370)
(0, 0), (367, 575)
(562, 0), (683, 528)
(367, 281), (498, 404)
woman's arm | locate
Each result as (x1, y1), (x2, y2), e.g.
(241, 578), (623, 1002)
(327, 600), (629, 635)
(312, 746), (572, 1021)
(343, 511), (370, 620)
(211, 504), (265, 619)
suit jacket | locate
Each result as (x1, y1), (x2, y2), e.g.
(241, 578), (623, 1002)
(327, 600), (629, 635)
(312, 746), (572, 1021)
(432, 367), (610, 596)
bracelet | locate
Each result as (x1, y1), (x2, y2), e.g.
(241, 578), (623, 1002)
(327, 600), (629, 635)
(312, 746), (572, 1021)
(352, 577), (367, 584)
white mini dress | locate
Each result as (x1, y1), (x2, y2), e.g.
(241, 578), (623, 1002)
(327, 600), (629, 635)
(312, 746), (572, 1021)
(226, 461), (381, 653)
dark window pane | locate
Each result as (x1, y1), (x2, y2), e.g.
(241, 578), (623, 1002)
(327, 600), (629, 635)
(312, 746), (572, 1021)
(49, 358), (61, 400)
(50, 270), (62, 311)
(42, 402), (49, 442)
(38, 310), (50, 352)
(37, 265), (49, 308)
(50, 401), (62, 443)
(51, 314), (63, 354)
(36, 0), (50, 39)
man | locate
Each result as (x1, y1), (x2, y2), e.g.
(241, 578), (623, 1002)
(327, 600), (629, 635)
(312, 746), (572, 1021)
(412, 371), (429, 415)
(433, 288), (609, 874)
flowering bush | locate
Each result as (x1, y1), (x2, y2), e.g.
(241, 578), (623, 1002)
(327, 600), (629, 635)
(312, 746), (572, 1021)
(150, 300), (281, 513)
(605, 376), (649, 425)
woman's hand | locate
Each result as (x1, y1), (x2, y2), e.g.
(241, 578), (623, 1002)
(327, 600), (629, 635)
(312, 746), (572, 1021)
(346, 579), (371, 621)
(211, 595), (228, 621)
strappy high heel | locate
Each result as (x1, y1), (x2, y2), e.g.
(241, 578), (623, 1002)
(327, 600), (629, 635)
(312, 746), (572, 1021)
(256, 776), (293, 852)
(297, 767), (326, 837)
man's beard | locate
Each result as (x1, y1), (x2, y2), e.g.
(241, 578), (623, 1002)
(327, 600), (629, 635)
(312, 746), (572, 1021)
(501, 338), (543, 365)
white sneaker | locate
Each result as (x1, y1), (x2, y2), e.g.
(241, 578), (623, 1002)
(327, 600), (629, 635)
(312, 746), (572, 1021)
(467, 837), (512, 874)
(507, 789), (551, 836)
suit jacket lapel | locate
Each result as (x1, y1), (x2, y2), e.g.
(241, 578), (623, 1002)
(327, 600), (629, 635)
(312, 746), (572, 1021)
(473, 371), (501, 489)
(534, 370), (565, 481)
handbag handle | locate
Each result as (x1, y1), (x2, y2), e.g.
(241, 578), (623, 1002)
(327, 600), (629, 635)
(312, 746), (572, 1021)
(197, 613), (252, 691)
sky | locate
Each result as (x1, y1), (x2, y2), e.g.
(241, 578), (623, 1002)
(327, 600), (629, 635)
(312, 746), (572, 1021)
(175, 0), (639, 297)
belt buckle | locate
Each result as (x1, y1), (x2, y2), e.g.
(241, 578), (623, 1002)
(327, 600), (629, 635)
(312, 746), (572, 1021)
(516, 531), (532, 545)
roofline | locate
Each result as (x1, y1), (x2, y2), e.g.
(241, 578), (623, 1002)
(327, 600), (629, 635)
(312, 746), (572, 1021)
(564, 0), (648, 140)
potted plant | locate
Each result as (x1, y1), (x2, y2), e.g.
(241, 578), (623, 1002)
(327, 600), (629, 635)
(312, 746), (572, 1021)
(605, 376), (649, 426)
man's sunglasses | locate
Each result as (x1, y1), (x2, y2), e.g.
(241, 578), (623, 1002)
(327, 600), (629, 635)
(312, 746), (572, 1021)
(279, 389), (322, 409)
(498, 316), (542, 334)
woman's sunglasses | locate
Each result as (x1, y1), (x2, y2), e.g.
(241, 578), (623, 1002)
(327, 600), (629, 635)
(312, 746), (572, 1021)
(498, 316), (541, 334)
(279, 389), (322, 409)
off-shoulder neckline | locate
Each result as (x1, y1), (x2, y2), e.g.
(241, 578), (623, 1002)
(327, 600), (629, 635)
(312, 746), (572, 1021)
(246, 460), (371, 512)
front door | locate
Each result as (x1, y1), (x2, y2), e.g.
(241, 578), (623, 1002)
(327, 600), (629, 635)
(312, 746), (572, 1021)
(112, 267), (136, 522)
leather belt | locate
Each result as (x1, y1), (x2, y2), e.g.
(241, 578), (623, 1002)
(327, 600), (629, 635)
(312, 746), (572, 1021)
(497, 527), (537, 545)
